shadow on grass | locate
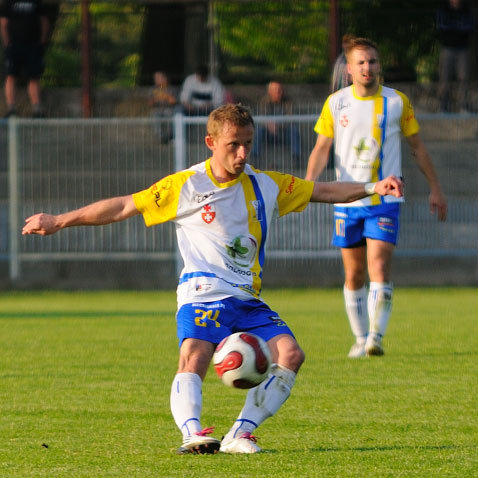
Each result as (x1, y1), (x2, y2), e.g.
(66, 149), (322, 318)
(0, 311), (173, 319)
(310, 444), (462, 453)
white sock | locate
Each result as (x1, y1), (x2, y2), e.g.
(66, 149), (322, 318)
(368, 282), (393, 337)
(343, 285), (369, 344)
(170, 372), (203, 438)
(222, 364), (296, 442)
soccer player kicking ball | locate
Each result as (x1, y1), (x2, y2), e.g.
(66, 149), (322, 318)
(306, 37), (447, 359)
(23, 104), (403, 454)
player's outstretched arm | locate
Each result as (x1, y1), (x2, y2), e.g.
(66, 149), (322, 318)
(310, 175), (403, 204)
(22, 195), (139, 236)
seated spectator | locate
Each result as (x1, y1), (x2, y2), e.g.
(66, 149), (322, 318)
(179, 64), (225, 116)
(149, 71), (177, 143)
(252, 81), (301, 160)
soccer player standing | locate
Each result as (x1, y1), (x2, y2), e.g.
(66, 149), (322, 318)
(23, 104), (403, 453)
(306, 38), (447, 358)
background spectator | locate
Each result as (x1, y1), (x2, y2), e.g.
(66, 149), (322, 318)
(436, 0), (474, 113)
(149, 71), (177, 143)
(179, 64), (225, 116)
(0, 0), (49, 118)
(330, 33), (355, 93)
(252, 80), (301, 161)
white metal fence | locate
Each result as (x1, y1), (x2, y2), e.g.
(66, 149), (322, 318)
(1, 112), (477, 282)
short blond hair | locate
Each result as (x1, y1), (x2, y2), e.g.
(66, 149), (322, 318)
(345, 37), (379, 62)
(207, 104), (254, 138)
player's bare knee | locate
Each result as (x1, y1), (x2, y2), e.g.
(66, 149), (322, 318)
(178, 338), (214, 377)
(278, 343), (305, 373)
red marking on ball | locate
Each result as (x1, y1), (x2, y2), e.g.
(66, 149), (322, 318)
(239, 333), (269, 374)
(214, 351), (243, 378)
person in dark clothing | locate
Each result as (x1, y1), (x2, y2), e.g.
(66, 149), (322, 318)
(436, 0), (475, 113)
(0, 0), (49, 118)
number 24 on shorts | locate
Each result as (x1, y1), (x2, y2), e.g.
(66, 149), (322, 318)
(194, 309), (221, 328)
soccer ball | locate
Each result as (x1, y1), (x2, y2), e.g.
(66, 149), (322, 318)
(213, 332), (272, 389)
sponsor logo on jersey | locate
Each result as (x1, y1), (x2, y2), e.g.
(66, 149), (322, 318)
(353, 137), (379, 164)
(285, 176), (296, 194)
(193, 191), (215, 203)
(226, 235), (258, 268)
(150, 178), (172, 207)
(201, 204), (216, 223)
(337, 99), (351, 111)
(250, 200), (263, 222)
(195, 283), (212, 292)
(334, 211), (348, 218)
(191, 302), (225, 309)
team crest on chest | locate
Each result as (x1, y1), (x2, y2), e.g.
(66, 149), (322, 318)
(201, 203), (216, 224)
(340, 114), (349, 127)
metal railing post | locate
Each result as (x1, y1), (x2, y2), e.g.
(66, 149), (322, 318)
(173, 111), (186, 277)
(8, 118), (20, 281)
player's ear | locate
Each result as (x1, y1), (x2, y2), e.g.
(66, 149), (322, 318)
(205, 134), (216, 151)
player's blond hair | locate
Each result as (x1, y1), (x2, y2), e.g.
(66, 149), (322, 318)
(345, 37), (379, 61)
(207, 104), (254, 138)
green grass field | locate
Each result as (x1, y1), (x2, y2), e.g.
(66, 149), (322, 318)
(0, 288), (476, 477)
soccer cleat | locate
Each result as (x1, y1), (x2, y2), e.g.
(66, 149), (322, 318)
(348, 342), (366, 358)
(176, 427), (220, 455)
(220, 432), (261, 454)
(365, 334), (384, 356)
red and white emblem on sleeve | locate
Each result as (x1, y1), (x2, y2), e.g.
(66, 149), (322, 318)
(201, 204), (216, 224)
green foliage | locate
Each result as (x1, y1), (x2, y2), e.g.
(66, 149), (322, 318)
(215, 0), (441, 83)
(215, 1), (330, 82)
(0, 288), (476, 476)
(43, 3), (144, 87)
(336, 0), (439, 81)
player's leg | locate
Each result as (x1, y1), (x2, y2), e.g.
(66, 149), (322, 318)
(341, 245), (369, 357)
(362, 204), (399, 356)
(332, 207), (369, 357)
(171, 338), (221, 454)
(171, 302), (229, 454)
(221, 334), (303, 453)
(221, 301), (304, 453)
(365, 238), (394, 356)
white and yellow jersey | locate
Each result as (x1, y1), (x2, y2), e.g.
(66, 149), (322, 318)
(315, 85), (419, 207)
(133, 159), (314, 307)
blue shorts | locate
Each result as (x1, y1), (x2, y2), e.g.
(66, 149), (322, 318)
(176, 297), (294, 346)
(332, 203), (401, 248)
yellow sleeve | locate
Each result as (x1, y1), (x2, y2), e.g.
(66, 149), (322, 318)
(314, 96), (334, 138)
(266, 172), (314, 217)
(132, 170), (195, 226)
(396, 90), (420, 137)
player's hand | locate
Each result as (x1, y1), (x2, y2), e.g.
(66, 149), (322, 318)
(374, 175), (403, 198)
(429, 189), (447, 221)
(22, 213), (59, 236)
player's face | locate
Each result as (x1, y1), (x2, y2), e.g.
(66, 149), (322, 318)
(347, 47), (380, 92)
(206, 122), (254, 182)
